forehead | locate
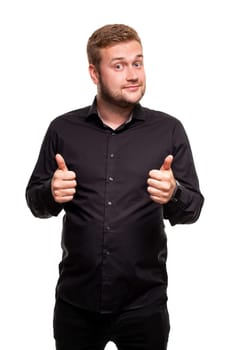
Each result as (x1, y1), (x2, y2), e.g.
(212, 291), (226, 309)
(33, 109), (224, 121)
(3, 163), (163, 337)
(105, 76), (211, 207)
(100, 40), (143, 63)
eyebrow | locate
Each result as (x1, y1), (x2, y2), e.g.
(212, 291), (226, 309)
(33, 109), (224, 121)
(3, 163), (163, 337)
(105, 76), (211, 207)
(110, 54), (144, 63)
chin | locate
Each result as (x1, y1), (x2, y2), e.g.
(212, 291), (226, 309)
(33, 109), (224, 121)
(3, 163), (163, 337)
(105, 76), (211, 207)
(126, 90), (145, 103)
(126, 95), (143, 105)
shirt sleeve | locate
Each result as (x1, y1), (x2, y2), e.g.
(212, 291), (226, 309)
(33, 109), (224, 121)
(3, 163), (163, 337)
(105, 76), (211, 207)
(163, 120), (204, 225)
(25, 122), (63, 218)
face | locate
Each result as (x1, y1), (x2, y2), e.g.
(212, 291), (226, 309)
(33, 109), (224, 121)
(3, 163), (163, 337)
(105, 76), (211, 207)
(89, 40), (146, 108)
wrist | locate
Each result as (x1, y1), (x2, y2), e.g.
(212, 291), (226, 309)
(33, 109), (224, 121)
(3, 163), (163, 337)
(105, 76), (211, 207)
(170, 180), (181, 202)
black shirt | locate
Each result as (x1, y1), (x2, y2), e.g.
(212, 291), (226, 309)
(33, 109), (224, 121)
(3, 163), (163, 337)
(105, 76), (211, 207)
(26, 99), (204, 313)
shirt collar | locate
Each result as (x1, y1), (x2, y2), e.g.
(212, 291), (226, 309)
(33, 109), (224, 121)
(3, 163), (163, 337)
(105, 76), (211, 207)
(87, 97), (146, 122)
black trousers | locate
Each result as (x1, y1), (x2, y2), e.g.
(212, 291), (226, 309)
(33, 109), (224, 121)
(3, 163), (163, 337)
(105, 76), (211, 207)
(54, 298), (170, 350)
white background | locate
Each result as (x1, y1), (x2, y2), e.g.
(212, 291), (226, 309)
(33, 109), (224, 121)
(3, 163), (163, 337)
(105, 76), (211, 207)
(0, 1), (232, 349)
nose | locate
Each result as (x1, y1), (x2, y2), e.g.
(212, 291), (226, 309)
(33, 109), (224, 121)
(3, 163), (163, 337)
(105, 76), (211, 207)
(126, 66), (138, 81)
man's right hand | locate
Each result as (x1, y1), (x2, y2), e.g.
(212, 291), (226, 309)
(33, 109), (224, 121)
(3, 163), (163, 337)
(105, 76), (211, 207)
(51, 154), (77, 203)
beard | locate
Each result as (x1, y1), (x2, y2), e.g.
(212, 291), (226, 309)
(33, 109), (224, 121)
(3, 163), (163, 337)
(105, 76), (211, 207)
(98, 75), (145, 109)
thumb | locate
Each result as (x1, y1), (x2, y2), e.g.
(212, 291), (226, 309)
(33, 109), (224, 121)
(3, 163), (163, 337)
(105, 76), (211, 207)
(55, 153), (68, 171)
(160, 155), (173, 171)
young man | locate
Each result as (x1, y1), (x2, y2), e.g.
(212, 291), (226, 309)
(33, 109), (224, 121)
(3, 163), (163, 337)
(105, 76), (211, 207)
(26, 24), (204, 350)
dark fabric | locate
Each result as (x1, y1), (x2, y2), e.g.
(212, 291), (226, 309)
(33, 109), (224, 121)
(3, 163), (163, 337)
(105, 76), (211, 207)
(26, 98), (204, 313)
(54, 297), (170, 350)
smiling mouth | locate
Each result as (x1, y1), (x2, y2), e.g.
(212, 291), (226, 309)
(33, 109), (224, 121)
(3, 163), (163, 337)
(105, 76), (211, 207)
(124, 85), (140, 90)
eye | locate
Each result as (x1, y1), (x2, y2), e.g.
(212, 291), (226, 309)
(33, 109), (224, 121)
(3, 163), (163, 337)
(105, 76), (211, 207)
(134, 61), (143, 68)
(115, 63), (124, 70)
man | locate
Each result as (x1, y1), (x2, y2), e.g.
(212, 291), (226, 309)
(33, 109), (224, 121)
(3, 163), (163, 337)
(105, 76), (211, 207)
(26, 24), (204, 350)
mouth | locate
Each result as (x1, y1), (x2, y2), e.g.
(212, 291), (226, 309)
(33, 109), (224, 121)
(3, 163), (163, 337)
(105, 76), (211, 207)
(124, 85), (140, 91)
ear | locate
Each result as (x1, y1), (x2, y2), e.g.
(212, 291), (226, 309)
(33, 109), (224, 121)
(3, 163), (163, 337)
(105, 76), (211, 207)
(89, 64), (99, 85)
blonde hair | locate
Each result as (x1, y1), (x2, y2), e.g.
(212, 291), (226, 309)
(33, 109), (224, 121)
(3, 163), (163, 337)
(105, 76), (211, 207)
(87, 24), (142, 68)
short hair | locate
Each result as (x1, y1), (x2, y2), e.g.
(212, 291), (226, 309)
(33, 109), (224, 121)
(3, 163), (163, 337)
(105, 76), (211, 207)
(87, 24), (142, 67)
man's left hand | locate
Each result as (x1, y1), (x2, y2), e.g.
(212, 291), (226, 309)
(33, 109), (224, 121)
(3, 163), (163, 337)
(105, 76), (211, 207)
(147, 155), (177, 204)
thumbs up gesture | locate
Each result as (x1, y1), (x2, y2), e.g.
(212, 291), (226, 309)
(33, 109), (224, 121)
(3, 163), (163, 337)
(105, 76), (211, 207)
(147, 155), (177, 204)
(51, 154), (77, 203)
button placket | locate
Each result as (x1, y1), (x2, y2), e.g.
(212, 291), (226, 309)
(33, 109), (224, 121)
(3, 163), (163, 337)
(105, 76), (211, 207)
(104, 133), (117, 212)
(101, 132), (117, 302)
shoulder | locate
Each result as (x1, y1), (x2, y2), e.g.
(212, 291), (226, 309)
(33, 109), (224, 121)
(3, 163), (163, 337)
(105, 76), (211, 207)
(144, 106), (179, 122)
(49, 105), (91, 129)
(139, 105), (183, 129)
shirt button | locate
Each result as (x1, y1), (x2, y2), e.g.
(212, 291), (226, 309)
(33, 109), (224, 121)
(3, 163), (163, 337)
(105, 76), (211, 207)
(110, 153), (115, 158)
(105, 225), (111, 231)
(103, 249), (110, 256)
(109, 176), (114, 182)
(107, 201), (112, 206)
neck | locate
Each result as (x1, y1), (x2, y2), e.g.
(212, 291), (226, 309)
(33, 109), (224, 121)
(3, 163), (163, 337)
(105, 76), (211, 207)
(96, 96), (134, 129)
